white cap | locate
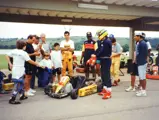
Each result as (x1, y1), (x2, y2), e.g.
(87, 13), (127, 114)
(135, 32), (142, 36)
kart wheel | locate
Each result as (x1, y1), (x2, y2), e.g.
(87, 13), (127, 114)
(44, 85), (52, 95)
(70, 89), (78, 99)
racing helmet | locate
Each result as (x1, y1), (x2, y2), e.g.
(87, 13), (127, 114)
(96, 29), (108, 40)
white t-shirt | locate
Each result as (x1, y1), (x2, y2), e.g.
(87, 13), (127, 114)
(32, 43), (43, 62)
(39, 59), (53, 69)
(50, 50), (63, 69)
(7, 49), (31, 79)
(146, 41), (152, 50)
(60, 40), (75, 49)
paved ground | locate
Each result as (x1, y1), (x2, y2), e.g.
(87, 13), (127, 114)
(1, 69), (159, 120)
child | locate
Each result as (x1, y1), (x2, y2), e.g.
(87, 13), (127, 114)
(50, 43), (62, 83)
(38, 52), (54, 87)
(6, 40), (39, 104)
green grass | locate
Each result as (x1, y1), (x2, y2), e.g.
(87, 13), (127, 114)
(0, 55), (8, 69)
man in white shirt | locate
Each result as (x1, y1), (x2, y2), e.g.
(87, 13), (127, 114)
(60, 31), (75, 77)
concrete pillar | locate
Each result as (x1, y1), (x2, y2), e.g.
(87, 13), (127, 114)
(129, 27), (135, 60)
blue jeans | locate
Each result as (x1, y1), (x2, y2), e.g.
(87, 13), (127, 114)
(12, 77), (24, 97)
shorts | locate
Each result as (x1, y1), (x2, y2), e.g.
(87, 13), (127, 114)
(52, 68), (61, 75)
(96, 60), (100, 64)
(138, 64), (147, 80)
(130, 63), (138, 76)
(25, 63), (33, 75)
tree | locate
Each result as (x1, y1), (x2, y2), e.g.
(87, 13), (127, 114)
(122, 44), (129, 52)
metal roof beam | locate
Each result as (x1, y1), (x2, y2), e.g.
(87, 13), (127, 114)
(0, 0), (159, 17)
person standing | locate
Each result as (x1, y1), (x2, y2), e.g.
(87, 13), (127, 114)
(40, 33), (52, 54)
(24, 35), (40, 96)
(135, 33), (148, 97)
(31, 35), (43, 90)
(96, 29), (112, 99)
(60, 31), (75, 77)
(125, 41), (139, 92)
(80, 32), (97, 79)
(51, 43), (63, 82)
(110, 38), (122, 86)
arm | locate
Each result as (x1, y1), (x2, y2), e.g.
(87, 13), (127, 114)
(80, 44), (85, 64)
(68, 41), (75, 52)
(27, 60), (39, 66)
(6, 55), (13, 70)
(112, 43), (122, 57)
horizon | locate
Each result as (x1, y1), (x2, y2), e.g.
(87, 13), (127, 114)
(0, 22), (159, 38)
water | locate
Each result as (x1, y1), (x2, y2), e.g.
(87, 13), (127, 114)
(0, 49), (82, 56)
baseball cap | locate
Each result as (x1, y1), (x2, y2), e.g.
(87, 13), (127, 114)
(135, 32), (142, 36)
(141, 32), (146, 38)
(86, 32), (92, 37)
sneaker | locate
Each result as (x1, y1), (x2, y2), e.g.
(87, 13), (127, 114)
(102, 91), (111, 99)
(25, 91), (34, 97)
(136, 91), (147, 97)
(98, 89), (107, 96)
(125, 86), (136, 92)
(19, 94), (28, 100)
(9, 96), (21, 105)
(29, 89), (36, 93)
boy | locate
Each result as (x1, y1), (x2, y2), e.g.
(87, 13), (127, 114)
(39, 52), (54, 87)
(6, 40), (39, 104)
(50, 43), (62, 82)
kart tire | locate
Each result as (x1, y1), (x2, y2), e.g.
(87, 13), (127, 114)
(44, 85), (52, 95)
(70, 89), (78, 99)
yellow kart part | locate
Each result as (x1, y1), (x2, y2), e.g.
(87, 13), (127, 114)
(3, 83), (14, 91)
(78, 84), (97, 97)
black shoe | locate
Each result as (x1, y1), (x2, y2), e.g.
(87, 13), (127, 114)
(9, 97), (21, 104)
(19, 94), (28, 100)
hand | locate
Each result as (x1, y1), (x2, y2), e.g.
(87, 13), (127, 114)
(34, 52), (40, 56)
(39, 44), (42, 49)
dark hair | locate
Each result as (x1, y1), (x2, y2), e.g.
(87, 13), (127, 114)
(36, 36), (40, 40)
(44, 52), (50, 57)
(64, 31), (70, 35)
(111, 38), (116, 43)
(54, 43), (60, 47)
(27, 35), (33, 39)
(16, 40), (26, 49)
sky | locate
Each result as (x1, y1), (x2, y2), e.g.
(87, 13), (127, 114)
(0, 22), (159, 38)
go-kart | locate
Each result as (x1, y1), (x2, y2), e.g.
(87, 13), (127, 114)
(44, 75), (102, 99)
(0, 71), (14, 93)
